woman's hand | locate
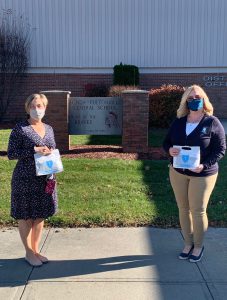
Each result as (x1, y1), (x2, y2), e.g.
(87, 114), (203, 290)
(34, 146), (52, 155)
(189, 164), (204, 173)
(169, 147), (180, 157)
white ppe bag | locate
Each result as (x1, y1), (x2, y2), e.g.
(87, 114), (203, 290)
(173, 145), (200, 169)
(34, 149), (63, 176)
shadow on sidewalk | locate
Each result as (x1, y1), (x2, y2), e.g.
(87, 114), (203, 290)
(0, 255), (154, 286)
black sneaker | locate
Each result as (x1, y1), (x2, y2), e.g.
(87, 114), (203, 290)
(178, 245), (194, 260)
(189, 246), (204, 263)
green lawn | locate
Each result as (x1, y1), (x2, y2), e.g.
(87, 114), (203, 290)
(70, 128), (167, 147)
(1, 128), (227, 227)
(0, 157), (177, 227)
(0, 156), (227, 227)
(0, 129), (11, 152)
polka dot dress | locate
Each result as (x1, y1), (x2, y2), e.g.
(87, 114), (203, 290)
(7, 121), (58, 220)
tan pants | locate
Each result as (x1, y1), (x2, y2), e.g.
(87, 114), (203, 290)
(169, 166), (218, 248)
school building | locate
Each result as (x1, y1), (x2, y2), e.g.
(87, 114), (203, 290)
(1, 0), (227, 123)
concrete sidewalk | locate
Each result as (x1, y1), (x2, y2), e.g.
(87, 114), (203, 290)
(1, 227), (227, 300)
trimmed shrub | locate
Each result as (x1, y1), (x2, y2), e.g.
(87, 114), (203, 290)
(113, 63), (139, 86)
(108, 85), (140, 97)
(149, 84), (185, 128)
(84, 83), (108, 97)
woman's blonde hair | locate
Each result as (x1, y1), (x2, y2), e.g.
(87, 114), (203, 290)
(177, 85), (213, 118)
(25, 93), (48, 114)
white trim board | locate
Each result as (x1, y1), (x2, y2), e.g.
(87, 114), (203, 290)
(27, 67), (227, 74)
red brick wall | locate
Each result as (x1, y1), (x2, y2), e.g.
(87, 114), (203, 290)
(41, 91), (70, 152)
(142, 73), (227, 118)
(1, 73), (113, 124)
(122, 91), (149, 153)
(2, 72), (227, 124)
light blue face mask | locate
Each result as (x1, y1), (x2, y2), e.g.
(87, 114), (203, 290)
(187, 98), (203, 111)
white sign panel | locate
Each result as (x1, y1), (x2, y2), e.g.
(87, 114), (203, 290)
(69, 97), (122, 135)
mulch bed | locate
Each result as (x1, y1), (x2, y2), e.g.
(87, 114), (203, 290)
(0, 123), (168, 160)
(0, 145), (168, 160)
(62, 145), (168, 160)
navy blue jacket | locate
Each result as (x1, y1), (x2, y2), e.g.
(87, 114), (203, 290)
(163, 115), (226, 177)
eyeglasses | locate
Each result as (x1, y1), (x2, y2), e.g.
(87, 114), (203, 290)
(187, 97), (203, 102)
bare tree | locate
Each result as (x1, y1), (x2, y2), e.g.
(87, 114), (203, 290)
(0, 9), (31, 122)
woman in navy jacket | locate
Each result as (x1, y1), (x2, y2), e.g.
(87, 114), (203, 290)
(163, 85), (226, 262)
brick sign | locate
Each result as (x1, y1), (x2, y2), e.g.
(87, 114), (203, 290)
(68, 97), (122, 135)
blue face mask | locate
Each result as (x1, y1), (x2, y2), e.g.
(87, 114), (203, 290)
(187, 98), (203, 111)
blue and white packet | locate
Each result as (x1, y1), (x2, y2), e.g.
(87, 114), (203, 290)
(34, 149), (64, 176)
(173, 145), (200, 169)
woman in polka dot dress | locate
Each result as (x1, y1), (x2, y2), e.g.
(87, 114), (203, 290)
(7, 94), (57, 267)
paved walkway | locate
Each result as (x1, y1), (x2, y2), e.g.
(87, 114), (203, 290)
(1, 227), (227, 300)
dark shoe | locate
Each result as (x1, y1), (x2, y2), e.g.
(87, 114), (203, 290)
(189, 246), (204, 263)
(178, 245), (194, 260)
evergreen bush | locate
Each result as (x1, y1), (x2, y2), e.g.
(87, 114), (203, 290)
(113, 63), (139, 86)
